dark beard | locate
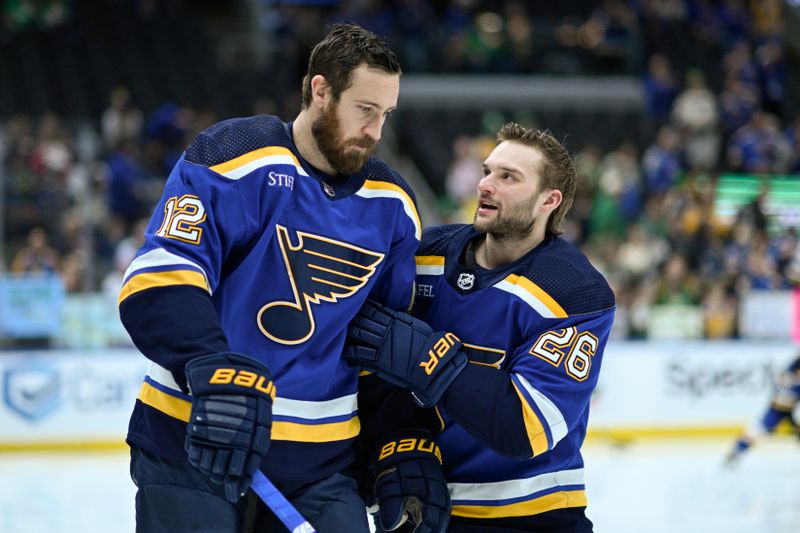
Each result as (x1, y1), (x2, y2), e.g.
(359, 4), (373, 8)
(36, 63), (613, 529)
(311, 102), (376, 175)
(473, 190), (538, 241)
(476, 214), (535, 241)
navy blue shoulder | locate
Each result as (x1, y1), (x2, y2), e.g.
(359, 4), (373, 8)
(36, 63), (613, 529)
(184, 115), (289, 167)
(521, 237), (615, 316)
(419, 224), (468, 256)
(362, 158), (418, 206)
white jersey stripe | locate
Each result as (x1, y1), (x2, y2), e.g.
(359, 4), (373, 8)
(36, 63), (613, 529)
(448, 468), (585, 502)
(493, 279), (559, 318)
(145, 362), (358, 420)
(416, 264), (445, 276)
(355, 188), (422, 240)
(124, 248), (207, 285)
(219, 153), (310, 181)
(514, 373), (569, 447)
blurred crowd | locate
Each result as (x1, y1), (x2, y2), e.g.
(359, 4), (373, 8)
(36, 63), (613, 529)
(1, 0), (799, 343)
(439, 0), (799, 340)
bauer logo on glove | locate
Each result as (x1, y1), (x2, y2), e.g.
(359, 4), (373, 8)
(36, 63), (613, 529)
(344, 300), (468, 407)
(419, 332), (461, 376)
(208, 368), (276, 398)
(378, 436), (443, 463)
(185, 352), (275, 503)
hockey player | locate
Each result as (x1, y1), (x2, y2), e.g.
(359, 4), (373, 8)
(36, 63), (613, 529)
(725, 354), (800, 466)
(119, 24), (448, 532)
(346, 122), (616, 532)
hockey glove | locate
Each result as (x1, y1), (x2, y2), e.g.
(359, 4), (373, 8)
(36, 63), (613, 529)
(185, 352), (275, 503)
(372, 430), (450, 533)
(344, 300), (467, 408)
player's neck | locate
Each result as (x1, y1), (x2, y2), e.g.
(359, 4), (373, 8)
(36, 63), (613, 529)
(474, 230), (544, 270)
(293, 111), (336, 175)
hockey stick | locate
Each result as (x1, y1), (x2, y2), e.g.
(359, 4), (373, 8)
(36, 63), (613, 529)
(251, 470), (317, 533)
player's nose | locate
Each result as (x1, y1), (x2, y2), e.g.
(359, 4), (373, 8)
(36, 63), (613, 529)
(478, 175), (496, 195)
(363, 118), (382, 142)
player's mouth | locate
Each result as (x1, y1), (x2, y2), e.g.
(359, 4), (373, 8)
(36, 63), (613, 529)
(477, 200), (498, 216)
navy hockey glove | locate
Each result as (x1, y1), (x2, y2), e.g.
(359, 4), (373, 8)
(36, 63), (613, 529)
(344, 300), (467, 407)
(185, 352), (275, 503)
(372, 430), (450, 533)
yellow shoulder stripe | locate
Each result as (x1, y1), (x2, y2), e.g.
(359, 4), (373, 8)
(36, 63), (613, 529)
(506, 274), (567, 318)
(210, 146), (302, 176)
(360, 180), (422, 240)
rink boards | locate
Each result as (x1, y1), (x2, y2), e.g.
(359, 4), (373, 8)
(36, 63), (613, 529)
(0, 342), (797, 449)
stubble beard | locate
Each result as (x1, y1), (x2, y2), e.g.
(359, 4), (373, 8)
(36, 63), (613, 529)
(311, 101), (376, 175)
(473, 193), (538, 242)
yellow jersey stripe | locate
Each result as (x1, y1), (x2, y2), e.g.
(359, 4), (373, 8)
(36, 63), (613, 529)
(137, 381), (360, 443)
(504, 274), (567, 318)
(415, 256), (445, 266)
(358, 180), (422, 240)
(511, 381), (549, 456)
(452, 490), (587, 519)
(209, 146), (304, 177)
(119, 270), (209, 304)
(137, 381), (191, 421)
(272, 418), (360, 443)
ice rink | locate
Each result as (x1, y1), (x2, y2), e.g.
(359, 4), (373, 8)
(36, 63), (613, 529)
(0, 438), (797, 533)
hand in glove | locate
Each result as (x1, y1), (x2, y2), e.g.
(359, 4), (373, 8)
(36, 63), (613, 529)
(345, 300), (467, 407)
(371, 430), (450, 533)
(185, 352), (275, 502)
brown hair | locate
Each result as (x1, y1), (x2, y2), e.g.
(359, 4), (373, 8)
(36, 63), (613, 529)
(301, 23), (401, 108)
(496, 122), (577, 235)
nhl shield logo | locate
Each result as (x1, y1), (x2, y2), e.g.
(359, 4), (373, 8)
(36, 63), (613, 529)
(457, 272), (475, 290)
(3, 364), (62, 421)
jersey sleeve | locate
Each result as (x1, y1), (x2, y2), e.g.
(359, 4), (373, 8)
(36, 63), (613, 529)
(118, 154), (281, 382)
(441, 308), (615, 459)
(362, 175), (421, 312)
(367, 227), (418, 312)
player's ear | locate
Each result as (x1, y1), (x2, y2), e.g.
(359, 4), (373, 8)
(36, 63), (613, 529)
(310, 75), (331, 109)
(540, 189), (562, 214)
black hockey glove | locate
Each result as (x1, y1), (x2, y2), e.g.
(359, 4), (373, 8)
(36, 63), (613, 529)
(371, 430), (450, 533)
(184, 352), (274, 503)
(344, 300), (467, 408)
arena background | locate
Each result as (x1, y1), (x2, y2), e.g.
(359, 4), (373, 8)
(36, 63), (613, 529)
(1, 1), (799, 531)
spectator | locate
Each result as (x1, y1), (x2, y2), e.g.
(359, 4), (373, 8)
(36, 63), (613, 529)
(642, 125), (682, 195)
(643, 53), (679, 126)
(101, 86), (143, 151)
(702, 280), (738, 338)
(11, 226), (62, 274)
(755, 38), (787, 118)
(671, 69), (720, 170)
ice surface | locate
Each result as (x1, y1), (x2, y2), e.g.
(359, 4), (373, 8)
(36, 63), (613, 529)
(0, 438), (797, 532)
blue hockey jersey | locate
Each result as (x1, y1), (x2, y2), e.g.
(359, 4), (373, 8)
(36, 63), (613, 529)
(118, 115), (420, 484)
(756, 356), (800, 436)
(412, 224), (615, 520)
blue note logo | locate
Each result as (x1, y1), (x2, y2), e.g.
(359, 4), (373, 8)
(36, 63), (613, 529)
(3, 363), (62, 421)
(258, 225), (385, 345)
